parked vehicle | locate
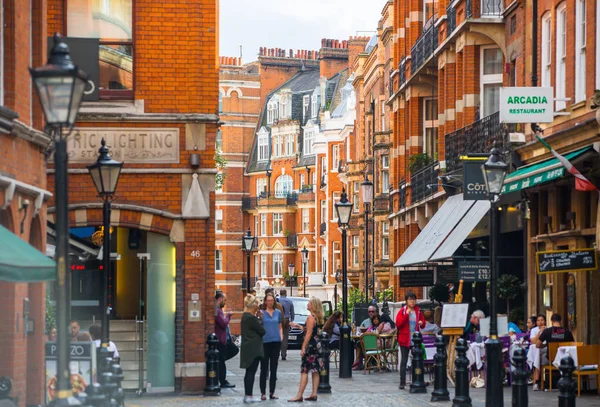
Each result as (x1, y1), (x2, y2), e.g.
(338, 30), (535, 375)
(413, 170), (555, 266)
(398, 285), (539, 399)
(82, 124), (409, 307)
(286, 296), (332, 348)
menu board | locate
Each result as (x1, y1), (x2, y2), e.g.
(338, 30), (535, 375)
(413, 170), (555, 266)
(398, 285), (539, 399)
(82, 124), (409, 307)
(479, 316), (509, 337)
(458, 261), (491, 282)
(400, 269), (434, 287)
(45, 342), (96, 403)
(440, 303), (469, 328)
(536, 248), (598, 274)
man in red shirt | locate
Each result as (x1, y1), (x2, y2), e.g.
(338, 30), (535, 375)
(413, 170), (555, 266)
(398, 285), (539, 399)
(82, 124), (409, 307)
(395, 291), (426, 389)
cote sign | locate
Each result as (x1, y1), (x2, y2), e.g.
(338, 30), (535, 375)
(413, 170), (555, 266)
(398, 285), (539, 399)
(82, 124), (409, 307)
(499, 87), (554, 123)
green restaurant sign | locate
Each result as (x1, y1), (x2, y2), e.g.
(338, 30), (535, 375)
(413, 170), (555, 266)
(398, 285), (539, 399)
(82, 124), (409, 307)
(503, 166), (564, 193)
(499, 87), (554, 123)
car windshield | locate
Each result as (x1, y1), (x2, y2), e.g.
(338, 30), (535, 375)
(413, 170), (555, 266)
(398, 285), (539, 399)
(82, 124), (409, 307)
(290, 297), (310, 320)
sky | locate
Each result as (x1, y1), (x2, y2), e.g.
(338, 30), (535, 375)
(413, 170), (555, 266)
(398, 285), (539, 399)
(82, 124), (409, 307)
(219, 0), (387, 63)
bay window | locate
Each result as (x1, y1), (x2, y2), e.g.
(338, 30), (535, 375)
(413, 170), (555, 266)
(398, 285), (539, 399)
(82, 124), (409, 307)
(480, 47), (503, 118)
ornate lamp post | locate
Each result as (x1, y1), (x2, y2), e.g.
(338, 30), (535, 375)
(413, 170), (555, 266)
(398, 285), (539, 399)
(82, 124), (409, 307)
(87, 139), (123, 355)
(481, 147), (508, 407)
(301, 246), (309, 297)
(360, 175), (373, 299)
(30, 34), (88, 406)
(266, 164), (272, 197)
(287, 263), (295, 297)
(334, 189), (353, 378)
(242, 228), (254, 292)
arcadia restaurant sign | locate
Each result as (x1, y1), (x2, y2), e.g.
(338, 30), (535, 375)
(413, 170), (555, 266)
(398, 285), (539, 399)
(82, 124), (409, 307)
(64, 128), (180, 164)
(499, 87), (554, 123)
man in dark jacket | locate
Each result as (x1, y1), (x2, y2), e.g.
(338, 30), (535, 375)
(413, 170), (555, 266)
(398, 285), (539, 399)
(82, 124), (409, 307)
(215, 292), (235, 388)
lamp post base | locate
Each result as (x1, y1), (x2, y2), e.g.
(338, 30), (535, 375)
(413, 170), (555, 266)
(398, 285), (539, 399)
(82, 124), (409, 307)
(339, 324), (352, 378)
(485, 337), (504, 407)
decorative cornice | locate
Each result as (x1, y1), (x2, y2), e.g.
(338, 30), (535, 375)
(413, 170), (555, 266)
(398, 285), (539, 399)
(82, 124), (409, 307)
(77, 112), (219, 123)
(0, 106), (18, 134)
(12, 120), (52, 148)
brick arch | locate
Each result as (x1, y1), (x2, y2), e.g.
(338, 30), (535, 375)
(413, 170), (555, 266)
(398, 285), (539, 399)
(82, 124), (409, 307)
(67, 205), (175, 237)
(226, 87), (243, 97)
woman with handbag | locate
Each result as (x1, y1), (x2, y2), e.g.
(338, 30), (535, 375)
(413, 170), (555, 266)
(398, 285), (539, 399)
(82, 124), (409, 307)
(240, 294), (266, 403)
(395, 291), (426, 390)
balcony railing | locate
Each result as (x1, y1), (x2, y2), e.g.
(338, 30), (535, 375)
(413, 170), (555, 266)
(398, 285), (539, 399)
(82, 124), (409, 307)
(445, 111), (513, 174)
(320, 174), (327, 189)
(466, 0), (473, 18)
(399, 58), (406, 86)
(286, 193), (298, 206)
(242, 193), (298, 210)
(319, 222), (327, 236)
(447, 4), (456, 34)
(398, 180), (407, 210)
(410, 161), (438, 204)
(481, 0), (503, 16)
(411, 22), (438, 74)
(286, 234), (298, 248)
(300, 185), (314, 193)
(242, 197), (258, 210)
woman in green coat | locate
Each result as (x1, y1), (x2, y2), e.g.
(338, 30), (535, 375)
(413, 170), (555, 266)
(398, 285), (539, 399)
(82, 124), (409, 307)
(240, 294), (266, 403)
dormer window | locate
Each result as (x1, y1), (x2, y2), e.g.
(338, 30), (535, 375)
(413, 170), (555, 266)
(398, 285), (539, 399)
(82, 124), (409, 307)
(257, 127), (270, 161)
(303, 95), (310, 121)
(304, 130), (315, 155)
(279, 93), (290, 119)
(311, 93), (318, 118)
(267, 98), (279, 124)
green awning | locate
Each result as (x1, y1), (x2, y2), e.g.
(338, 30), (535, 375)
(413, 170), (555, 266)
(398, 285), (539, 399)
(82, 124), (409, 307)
(502, 146), (593, 194)
(0, 225), (55, 282)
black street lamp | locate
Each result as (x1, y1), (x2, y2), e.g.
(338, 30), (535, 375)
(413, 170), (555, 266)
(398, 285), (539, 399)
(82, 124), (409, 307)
(482, 147), (508, 407)
(360, 175), (373, 299)
(88, 139), (123, 353)
(242, 228), (254, 292)
(287, 263), (295, 297)
(301, 246), (309, 297)
(334, 188), (353, 379)
(266, 164), (272, 198)
(30, 33), (88, 406)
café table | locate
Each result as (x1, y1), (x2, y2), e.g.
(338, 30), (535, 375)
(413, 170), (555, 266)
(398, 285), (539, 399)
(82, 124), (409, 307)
(553, 345), (578, 368)
(466, 341), (485, 370)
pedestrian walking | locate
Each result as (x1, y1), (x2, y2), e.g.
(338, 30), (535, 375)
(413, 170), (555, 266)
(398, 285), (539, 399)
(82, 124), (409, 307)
(88, 323), (120, 361)
(215, 292), (235, 388)
(240, 294), (266, 404)
(260, 292), (283, 400)
(278, 289), (295, 360)
(395, 291), (426, 390)
(288, 297), (324, 403)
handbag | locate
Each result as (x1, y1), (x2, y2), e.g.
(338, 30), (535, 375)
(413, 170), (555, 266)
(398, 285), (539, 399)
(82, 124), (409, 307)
(225, 339), (239, 361)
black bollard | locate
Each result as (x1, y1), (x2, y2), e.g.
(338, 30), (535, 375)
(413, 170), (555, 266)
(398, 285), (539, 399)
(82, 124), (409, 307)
(410, 332), (428, 394)
(318, 331), (332, 394)
(204, 333), (221, 396)
(452, 338), (472, 407)
(431, 334), (450, 402)
(99, 356), (117, 405)
(110, 364), (125, 407)
(511, 348), (528, 407)
(85, 383), (106, 407)
(557, 356), (576, 407)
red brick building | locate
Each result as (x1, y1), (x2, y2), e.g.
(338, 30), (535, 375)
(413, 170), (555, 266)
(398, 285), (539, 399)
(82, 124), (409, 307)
(46, 0), (219, 393)
(0, 1), (53, 406)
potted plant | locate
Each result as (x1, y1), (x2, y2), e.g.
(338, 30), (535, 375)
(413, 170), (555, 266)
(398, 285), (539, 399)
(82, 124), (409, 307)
(428, 282), (449, 307)
(497, 274), (521, 316)
(408, 153), (433, 173)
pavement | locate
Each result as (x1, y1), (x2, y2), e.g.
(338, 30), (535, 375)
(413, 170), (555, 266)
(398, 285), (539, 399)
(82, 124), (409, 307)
(125, 350), (600, 407)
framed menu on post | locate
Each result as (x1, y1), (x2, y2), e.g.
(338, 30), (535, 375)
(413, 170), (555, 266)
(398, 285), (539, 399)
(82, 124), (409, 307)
(441, 303), (470, 329)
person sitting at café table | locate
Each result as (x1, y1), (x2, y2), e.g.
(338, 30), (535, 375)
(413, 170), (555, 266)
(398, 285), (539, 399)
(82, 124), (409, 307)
(463, 310), (485, 339)
(534, 313), (574, 348)
(421, 310), (439, 334)
(323, 311), (343, 350)
(360, 305), (378, 329)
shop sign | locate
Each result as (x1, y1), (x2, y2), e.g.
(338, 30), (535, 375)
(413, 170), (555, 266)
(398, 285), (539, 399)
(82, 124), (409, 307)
(45, 342), (96, 403)
(458, 261), (491, 282)
(463, 161), (490, 200)
(502, 167), (564, 193)
(400, 269), (434, 287)
(536, 248), (598, 274)
(499, 87), (554, 123)
(61, 128), (180, 164)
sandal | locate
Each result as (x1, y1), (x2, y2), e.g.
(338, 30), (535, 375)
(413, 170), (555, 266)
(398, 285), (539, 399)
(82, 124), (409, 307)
(304, 395), (318, 401)
(270, 395), (279, 400)
(261, 394), (267, 401)
(287, 398), (303, 403)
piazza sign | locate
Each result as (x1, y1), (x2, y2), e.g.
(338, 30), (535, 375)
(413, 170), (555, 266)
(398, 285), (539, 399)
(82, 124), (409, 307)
(499, 87), (554, 123)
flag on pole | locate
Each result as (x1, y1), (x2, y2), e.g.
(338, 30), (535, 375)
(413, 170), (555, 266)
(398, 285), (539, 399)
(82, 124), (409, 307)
(535, 134), (598, 191)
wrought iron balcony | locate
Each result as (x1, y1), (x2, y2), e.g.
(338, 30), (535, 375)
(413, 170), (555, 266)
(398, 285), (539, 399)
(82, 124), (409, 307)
(286, 234), (298, 248)
(319, 222), (327, 236)
(398, 180), (407, 210)
(286, 193), (298, 206)
(445, 111), (515, 174)
(410, 161), (438, 204)
(466, 0), (473, 18)
(399, 58), (406, 86)
(481, 0), (503, 16)
(410, 22), (438, 74)
(242, 197), (258, 210)
(447, 4), (456, 34)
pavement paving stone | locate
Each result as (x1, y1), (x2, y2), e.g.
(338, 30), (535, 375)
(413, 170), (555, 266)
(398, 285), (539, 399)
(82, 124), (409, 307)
(125, 350), (600, 407)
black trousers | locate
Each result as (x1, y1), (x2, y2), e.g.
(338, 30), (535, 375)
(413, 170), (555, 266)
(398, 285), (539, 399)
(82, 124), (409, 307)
(217, 342), (228, 385)
(280, 318), (290, 358)
(244, 356), (261, 396)
(399, 346), (411, 385)
(260, 341), (281, 395)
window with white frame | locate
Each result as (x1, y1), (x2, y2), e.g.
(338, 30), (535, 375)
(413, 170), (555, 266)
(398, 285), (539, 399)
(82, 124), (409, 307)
(320, 200), (327, 223)
(272, 213), (283, 235)
(353, 181), (360, 213)
(424, 0), (435, 24)
(480, 47), (503, 118)
(219, 91), (223, 113)
(257, 128), (269, 161)
(267, 99), (279, 124)
(541, 13), (552, 88)
(352, 236), (359, 266)
(556, 3), (567, 111)
(311, 93), (318, 118)
(255, 255), (259, 279)
(332, 145), (340, 172)
(333, 242), (341, 273)
(321, 246), (327, 276)
(215, 250), (223, 272)
(303, 95), (310, 120)
(423, 98), (438, 159)
(575, 0), (586, 103)
(261, 254), (267, 277)
(254, 215), (259, 236)
(285, 134), (295, 156)
(302, 208), (310, 233)
(332, 192), (341, 221)
(381, 107), (386, 132)
(280, 94), (290, 119)
(215, 209), (223, 232)
(256, 178), (267, 197)
(272, 254), (283, 276)
(382, 222), (389, 259)
(300, 173), (306, 189)
(260, 214), (267, 236)
(304, 130), (315, 155)
(381, 155), (390, 193)
(274, 174), (293, 198)
(273, 134), (283, 158)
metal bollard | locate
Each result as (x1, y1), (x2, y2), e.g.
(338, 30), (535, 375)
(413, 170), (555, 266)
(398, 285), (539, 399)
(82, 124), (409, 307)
(318, 331), (332, 394)
(410, 332), (428, 394)
(204, 333), (221, 396)
(511, 348), (528, 407)
(431, 335), (450, 402)
(85, 383), (106, 407)
(110, 364), (125, 407)
(452, 338), (472, 407)
(557, 356), (576, 407)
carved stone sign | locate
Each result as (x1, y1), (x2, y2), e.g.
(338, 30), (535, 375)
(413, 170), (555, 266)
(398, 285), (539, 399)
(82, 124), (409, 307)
(65, 128), (180, 163)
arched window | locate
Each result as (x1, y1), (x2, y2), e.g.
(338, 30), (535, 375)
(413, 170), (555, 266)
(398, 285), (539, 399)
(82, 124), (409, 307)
(274, 174), (293, 198)
(219, 91), (224, 113)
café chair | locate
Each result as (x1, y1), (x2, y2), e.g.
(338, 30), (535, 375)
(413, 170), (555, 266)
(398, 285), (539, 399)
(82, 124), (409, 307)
(361, 333), (383, 374)
(542, 341), (583, 391)
(573, 344), (600, 397)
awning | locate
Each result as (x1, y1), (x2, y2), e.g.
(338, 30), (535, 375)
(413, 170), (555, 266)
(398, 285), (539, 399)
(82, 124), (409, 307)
(394, 194), (487, 266)
(502, 146), (593, 194)
(0, 225), (56, 282)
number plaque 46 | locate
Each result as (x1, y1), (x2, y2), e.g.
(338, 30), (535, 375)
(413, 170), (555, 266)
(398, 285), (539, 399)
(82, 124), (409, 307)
(190, 250), (201, 257)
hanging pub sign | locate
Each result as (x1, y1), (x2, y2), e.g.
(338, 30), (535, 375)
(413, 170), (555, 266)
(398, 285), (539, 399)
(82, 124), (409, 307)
(536, 248), (598, 274)
(458, 261), (491, 282)
(463, 160), (490, 201)
(499, 87), (554, 123)
(400, 269), (435, 287)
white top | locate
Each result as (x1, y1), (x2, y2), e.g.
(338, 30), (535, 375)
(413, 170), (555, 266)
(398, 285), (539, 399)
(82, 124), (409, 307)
(93, 339), (120, 358)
